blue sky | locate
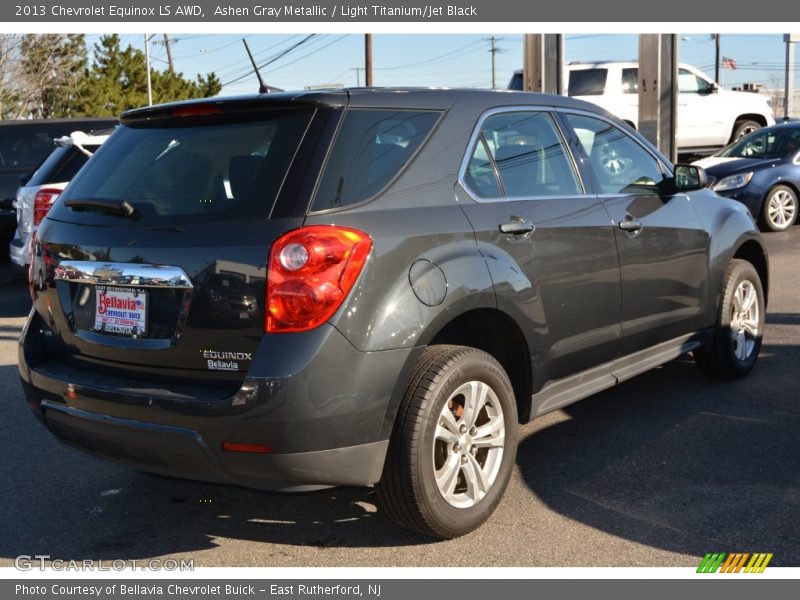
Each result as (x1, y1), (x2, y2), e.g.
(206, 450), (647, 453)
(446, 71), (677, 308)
(86, 33), (797, 95)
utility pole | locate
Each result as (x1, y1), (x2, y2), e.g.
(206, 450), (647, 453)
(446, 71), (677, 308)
(785, 34), (799, 119)
(163, 33), (174, 73)
(485, 36), (504, 89)
(714, 33), (720, 84)
(144, 34), (153, 106)
(365, 34), (373, 87)
(351, 66), (361, 86)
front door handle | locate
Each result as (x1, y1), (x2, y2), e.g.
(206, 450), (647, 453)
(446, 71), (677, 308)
(618, 218), (643, 233)
(499, 217), (535, 236)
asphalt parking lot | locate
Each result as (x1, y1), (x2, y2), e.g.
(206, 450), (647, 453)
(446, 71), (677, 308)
(0, 230), (798, 568)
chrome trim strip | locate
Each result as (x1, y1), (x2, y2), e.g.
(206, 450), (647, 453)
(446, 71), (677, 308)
(54, 261), (193, 289)
(457, 105), (592, 204)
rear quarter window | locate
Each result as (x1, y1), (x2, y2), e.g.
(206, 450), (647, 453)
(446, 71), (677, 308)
(311, 109), (440, 212)
(568, 69), (608, 96)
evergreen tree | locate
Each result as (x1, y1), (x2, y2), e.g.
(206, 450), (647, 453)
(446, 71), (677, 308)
(75, 35), (222, 116)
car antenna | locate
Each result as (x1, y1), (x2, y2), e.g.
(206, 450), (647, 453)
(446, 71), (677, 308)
(242, 38), (283, 94)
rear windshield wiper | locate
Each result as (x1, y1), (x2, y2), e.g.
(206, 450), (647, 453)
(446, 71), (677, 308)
(64, 199), (136, 218)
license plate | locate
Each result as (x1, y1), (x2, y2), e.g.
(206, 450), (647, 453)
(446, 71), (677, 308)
(94, 286), (148, 336)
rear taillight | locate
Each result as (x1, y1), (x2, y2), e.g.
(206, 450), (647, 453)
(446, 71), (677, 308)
(266, 225), (372, 333)
(33, 188), (61, 226)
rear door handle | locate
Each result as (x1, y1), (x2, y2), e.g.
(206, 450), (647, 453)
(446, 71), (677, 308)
(499, 217), (535, 236)
(618, 218), (643, 233)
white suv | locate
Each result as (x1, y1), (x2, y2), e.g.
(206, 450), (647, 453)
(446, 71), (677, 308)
(10, 130), (110, 272)
(509, 61), (775, 152)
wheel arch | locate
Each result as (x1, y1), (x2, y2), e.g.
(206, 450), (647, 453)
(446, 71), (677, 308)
(427, 307), (533, 424)
(730, 113), (768, 141)
(732, 238), (770, 306)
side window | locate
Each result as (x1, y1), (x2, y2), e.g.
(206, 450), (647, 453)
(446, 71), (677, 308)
(312, 109), (439, 211)
(463, 111), (581, 200)
(678, 68), (714, 94)
(622, 68), (638, 94)
(567, 69), (608, 96)
(564, 113), (666, 195)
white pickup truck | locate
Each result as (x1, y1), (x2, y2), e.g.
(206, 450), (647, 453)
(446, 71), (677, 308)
(509, 61), (775, 153)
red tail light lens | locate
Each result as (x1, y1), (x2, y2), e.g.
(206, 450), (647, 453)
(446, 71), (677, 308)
(266, 225), (372, 333)
(33, 188), (61, 226)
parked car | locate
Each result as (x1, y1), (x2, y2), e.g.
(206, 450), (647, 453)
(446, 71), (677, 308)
(508, 62), (775, 153)
(20, 89), (768, 539)
(0, 118), (117, 260)
(693, 121), (800, 232)
(10, 130), (111, 274)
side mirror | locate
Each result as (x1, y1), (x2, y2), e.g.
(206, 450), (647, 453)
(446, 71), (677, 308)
(673, 164), (709, 192)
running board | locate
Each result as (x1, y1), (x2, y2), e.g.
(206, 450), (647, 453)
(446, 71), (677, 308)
(531, 333), (707, 418)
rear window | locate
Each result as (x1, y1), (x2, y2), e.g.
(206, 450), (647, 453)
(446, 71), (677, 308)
(311, 109), (439, 211)
(508, 72), (523, 91)
(568, 69), (608, 96)
(50, 110), (313, 225)
(27, 145), (100, 187)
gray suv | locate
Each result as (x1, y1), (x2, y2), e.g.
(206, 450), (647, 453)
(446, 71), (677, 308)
(19, 89), (768, 539)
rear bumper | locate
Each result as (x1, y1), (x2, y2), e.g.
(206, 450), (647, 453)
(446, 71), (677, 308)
(39, 401), (387, 491)
(19, 316), (420, 491)
(8, 228), (30, 269)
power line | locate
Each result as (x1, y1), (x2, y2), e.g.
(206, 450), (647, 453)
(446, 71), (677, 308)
(222, 34), (317, 87)
(374, 39), (488, 71)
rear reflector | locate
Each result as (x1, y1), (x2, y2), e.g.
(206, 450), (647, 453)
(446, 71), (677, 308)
(221, 442), (273, 454)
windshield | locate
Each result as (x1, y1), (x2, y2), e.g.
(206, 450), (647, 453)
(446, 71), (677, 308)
(50, 109), (313, 226)
(718, 127), (800, 160)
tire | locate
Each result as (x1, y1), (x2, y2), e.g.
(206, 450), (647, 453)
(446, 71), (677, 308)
(759, 185), (798, 232)
(731, 119), (762, 142)
(376, 345), (518, 538)
(694, 259), (765, 379)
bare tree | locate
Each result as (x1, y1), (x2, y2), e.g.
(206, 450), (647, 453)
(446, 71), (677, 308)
(0, 35), (29, 119)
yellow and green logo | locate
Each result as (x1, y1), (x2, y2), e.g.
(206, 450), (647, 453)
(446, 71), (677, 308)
(697, 552), (773, 573)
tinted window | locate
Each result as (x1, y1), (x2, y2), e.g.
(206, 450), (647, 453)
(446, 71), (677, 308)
(51, 110), (313, 225)
(622, 68), (638, 94)
(0, 120), (115, 172)
(508, 72), (523, 91)
(0, 129), (58, 171)
(312, 109), (439, 211)
(464, 111), (581, 199)
(720, 126), (800, 159)
(568, 69), (608, 96)
(565, 113), (666, 195)
(27, 145), (101, 187)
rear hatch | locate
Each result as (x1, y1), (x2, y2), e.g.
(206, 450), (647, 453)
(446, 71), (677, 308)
(34, 96), (344, 390)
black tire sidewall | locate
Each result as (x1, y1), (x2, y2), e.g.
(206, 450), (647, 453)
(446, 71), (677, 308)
(716, 261), (765, 376)
(415, 351), (518, 537)
(733, 119), (761, 142)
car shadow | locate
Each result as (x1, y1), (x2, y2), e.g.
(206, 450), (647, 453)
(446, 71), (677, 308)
(0, 265), (29, 318)
(516, 345), (800, 565)
(0, 363), (431, 564)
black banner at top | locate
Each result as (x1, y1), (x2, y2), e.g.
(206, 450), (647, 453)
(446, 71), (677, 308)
(3, 0), (800, 22)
